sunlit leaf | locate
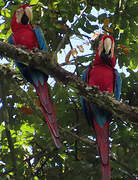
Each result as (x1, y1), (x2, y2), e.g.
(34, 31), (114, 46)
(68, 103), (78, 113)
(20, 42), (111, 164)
(30, 0), (39, 5)
(0, 1), (137, 179)
(0, 24), (5, 30)
(1, 8), (10, 18)
(0, 33), (6, 39)
(20, 123), (35, 134)
(129, 60), (138, 70)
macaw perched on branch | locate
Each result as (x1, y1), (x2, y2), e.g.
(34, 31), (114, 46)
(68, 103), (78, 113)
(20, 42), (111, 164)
(81, 35), (122, 180)
(8, 4), (61, 148)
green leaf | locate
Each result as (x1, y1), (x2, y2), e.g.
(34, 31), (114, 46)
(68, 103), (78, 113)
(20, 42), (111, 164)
(30, 0), (39, 5)
(0, 24), (5, 30)
(87, 14), (97, 21)
(1, 8), (11, 18)
(98, 13), (107, 24)
(0, 1), (137, 179)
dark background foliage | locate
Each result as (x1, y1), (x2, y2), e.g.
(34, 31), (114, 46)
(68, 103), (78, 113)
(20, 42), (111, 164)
(0, 0), (137, 179)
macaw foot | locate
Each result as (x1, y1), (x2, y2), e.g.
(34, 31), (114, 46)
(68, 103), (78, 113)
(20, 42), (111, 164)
(93, 85), (99, 90)
(103, 91), (109, 96)
(17, 45), (28, 50)
(33, 48), (40, 53)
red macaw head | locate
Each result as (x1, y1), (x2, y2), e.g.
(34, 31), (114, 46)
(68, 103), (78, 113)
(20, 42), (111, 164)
(98, 35), (114, 58)
(16, 5), (32, 24)
(94, 35), (116, 67)
(11, 4), (33, 32)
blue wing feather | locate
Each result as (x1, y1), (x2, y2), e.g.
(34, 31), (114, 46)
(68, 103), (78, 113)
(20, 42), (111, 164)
(81, 67), (99, 127)
(15, 62), (48, 86)
(114, 69), (122, 100)
(34, 27), (48, 52)
(8, 35), (14, 44)
(33, 27), (48, 85)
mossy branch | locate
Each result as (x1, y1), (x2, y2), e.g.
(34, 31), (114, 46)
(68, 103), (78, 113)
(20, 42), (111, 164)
(0, 41), (137, 124)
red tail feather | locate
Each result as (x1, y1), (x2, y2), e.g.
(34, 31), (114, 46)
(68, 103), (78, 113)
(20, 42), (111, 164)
(33, 80), (61, 148)
(41, 105), (62, 148)
(94, 119), (110, 180)
(101, 164), (111, 180)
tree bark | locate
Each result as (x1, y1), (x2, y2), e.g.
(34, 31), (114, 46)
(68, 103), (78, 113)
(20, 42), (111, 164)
(0, 41), (137, 124)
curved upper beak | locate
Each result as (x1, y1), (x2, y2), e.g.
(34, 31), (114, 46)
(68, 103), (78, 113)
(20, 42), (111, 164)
(104, 38), (112, 54)
(16, 7), (33, 23)
(24, 7), (33, 22)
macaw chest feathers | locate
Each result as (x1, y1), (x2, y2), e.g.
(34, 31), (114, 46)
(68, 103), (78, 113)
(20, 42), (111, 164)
(100, 49), (112, 67)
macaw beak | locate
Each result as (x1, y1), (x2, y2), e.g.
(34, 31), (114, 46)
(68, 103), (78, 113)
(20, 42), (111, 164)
(16, 7), (33, 24)
(103, 38), (112, 54)
(24, 7), (33, 22)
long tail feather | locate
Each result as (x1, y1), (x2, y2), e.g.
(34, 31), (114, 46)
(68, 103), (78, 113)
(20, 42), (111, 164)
(94, 119), (110, 180)
(34, 80), (61, 148)
(41, 105), (62, 148)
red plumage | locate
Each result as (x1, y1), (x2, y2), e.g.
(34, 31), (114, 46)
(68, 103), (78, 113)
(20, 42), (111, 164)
(33, 80), (61, 148)
(94, 119), (110, 180)
(88, 35), (115, 180)
(10, 5), (61, 148)
(11, 5), (39, 50)
(89, 35), (115, 93)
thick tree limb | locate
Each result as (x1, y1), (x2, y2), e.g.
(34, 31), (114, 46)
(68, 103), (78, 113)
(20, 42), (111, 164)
(0, 41), (137, 124)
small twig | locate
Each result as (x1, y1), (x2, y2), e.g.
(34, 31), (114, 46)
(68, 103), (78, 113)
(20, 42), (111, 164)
(111, 156), (138, 179)
(60, 124), (138, 179)
(71, 5), (88, 27)
(59, 125), (95, 146)
(52, 5), (88, 61)
(34, 148), (59, 176)
(60, 53), (93, 66)
(0, 64), (24, 85)
(72, 30), (90, 39)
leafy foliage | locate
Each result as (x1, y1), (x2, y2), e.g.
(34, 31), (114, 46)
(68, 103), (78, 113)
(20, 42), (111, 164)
(0, 0), (138, 179)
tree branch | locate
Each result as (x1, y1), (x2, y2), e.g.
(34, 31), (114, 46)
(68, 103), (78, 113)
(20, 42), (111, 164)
(59, 125), (96, 146)
(111, 156), (138, 179)
(0, 41), (137, 124)
(60, 125), (138, 179)
(0, 77), (20, 180)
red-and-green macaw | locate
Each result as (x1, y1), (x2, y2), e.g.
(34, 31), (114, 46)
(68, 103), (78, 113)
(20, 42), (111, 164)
(81, 35), (122, 180)
(8, 4), (61, 148)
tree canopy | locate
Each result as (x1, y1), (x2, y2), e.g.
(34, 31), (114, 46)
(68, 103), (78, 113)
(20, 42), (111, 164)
(0, 0), (138, 179)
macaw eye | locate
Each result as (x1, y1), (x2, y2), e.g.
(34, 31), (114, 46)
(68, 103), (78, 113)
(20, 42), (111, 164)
(16, 8), (23, 15)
